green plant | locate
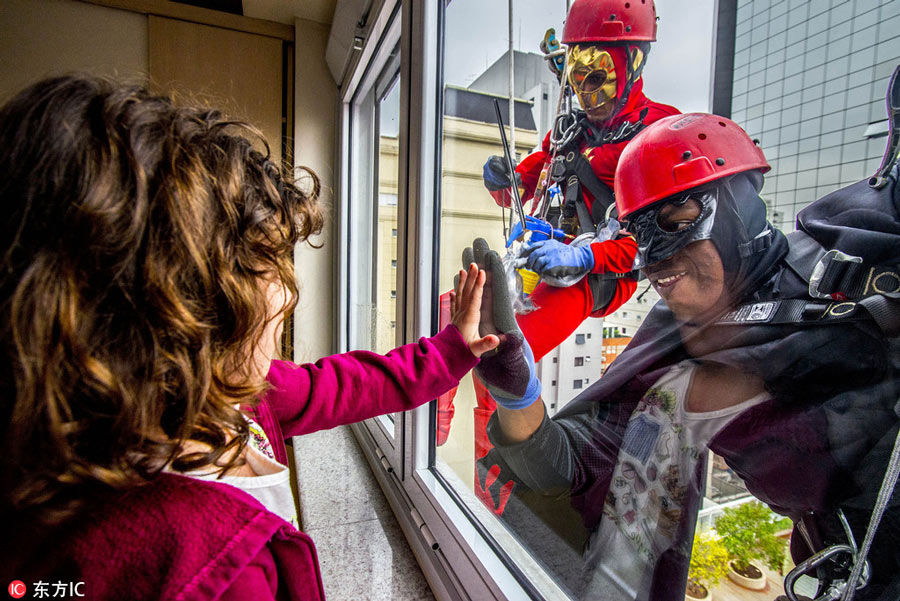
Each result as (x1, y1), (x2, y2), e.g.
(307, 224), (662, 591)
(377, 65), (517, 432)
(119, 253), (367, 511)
(688, 532), (730, 594)
(714, 501), (787, 573)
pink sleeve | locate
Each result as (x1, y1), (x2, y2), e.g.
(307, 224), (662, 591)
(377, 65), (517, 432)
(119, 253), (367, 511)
(219, 546), (278, 601)
(263, 325), (478, 438)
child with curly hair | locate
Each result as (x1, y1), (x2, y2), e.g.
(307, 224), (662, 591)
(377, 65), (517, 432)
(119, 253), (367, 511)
(0, 75), (498, 600)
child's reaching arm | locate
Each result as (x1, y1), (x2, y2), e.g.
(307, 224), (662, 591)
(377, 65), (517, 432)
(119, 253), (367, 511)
(263, 263), (498, 438)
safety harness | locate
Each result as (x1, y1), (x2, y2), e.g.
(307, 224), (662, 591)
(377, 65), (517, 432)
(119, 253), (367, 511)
(738, 65), (900, 600)
(716, 230), (900, 337)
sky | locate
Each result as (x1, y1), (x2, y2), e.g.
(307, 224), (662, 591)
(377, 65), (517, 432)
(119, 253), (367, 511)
(444, 0), (716, 114)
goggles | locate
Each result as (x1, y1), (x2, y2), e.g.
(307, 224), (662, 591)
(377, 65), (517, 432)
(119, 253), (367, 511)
(624, 189), (717, 269)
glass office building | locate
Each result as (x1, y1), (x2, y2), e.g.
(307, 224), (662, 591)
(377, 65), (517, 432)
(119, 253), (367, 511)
(714, 0), (900, 230)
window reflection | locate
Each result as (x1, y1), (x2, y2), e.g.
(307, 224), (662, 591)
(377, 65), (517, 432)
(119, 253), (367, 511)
(432, 1), (900, 600)
(374, 75), (401, 355)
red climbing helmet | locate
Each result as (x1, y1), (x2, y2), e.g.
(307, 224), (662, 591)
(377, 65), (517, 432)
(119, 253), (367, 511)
(615, 113), (770, 219)
(562, 0), (658, 44)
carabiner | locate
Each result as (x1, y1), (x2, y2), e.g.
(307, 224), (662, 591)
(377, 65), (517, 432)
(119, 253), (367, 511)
(783, 544), (870, 601)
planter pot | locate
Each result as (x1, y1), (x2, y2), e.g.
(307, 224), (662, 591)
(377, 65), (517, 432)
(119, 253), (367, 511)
(685, 581), (712, 601)
(727, 560), (766, 590)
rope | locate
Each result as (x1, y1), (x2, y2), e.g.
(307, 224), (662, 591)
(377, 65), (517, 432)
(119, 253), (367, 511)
(839, 412), (900, 601)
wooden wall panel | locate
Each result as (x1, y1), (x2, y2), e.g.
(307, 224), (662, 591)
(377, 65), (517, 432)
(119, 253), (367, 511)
(148, 15), (284, 164)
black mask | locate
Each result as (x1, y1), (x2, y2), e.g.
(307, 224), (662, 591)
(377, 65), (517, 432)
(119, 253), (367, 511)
(625, 188), (717, 269)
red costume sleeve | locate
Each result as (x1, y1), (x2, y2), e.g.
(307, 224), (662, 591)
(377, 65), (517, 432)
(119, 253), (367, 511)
(517, 279), (596, 362)
(515, 272), (638, 361)
(589, 236), (638, 274)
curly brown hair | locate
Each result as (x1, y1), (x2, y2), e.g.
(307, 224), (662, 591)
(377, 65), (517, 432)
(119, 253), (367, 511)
(0, 75), (323, 525)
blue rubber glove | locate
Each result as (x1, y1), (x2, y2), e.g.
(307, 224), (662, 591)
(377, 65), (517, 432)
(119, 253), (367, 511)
(462, 238), (541, 410)
(483, 155), (517, 192)
(521, 239), (595, 280)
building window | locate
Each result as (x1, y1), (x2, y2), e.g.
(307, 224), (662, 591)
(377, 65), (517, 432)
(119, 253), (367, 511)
(391, 228), (397, 237)
(587, 332), (592, 339)
(390, 290), (397, 298)
(574, 357), (584, 367)
(585, 355), (591, 362)
(622, 328), (627, 335)
(585, 378), (590, 385)
(552, 357), (558, 363)
(575, 333), (586, 344)
(391, 259), (397, 268)
(573, 379), (583, 389)
(551, 380), (556, 387)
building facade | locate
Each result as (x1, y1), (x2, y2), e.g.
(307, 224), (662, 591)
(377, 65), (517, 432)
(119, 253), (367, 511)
(715, 0), (900, 231)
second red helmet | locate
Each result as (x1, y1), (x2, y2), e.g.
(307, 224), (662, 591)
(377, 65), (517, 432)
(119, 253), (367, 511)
(562, 0), (658, 44)
(615, 113), (770, 219)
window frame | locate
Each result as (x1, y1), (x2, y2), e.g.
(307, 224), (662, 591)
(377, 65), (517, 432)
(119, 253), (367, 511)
(336, 1), (575, 599)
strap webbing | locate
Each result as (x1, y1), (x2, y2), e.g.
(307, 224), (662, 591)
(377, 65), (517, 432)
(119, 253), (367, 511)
(716, 299), (873, 327)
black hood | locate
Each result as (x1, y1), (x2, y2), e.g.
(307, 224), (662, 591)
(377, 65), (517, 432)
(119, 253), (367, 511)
(708, 170), (789, 305)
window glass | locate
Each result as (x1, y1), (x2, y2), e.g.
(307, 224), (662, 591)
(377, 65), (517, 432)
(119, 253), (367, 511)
(347, 42), (402, 437)
(419, 2), (900, 600)
(431, 1), (600, 596)
(374, 74), (401, 355)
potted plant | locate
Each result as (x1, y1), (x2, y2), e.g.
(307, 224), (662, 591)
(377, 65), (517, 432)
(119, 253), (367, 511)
(715, 501), (787, 590)
(687, 532), (730, 601)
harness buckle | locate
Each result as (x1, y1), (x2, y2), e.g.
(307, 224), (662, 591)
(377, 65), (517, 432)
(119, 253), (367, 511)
(809, 250), (863, 300)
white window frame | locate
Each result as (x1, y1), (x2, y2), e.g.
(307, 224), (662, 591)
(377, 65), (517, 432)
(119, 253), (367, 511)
(336, 1), (574, 599)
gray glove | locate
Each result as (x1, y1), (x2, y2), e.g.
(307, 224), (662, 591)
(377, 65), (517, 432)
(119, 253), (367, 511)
(462, 238), (541, 410)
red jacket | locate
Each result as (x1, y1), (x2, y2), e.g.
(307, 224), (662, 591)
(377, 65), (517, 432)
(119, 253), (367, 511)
(8, 326), (477, 600)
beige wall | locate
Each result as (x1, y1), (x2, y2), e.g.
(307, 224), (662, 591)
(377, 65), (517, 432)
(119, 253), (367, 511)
(0, 0), (148, 103)
(292, 17), (339, 362)
(0, 0), (336, 365)
(148, 15), (283, 163)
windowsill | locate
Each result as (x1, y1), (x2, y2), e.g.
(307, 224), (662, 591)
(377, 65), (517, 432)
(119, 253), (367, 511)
(291, 426), (435, 600)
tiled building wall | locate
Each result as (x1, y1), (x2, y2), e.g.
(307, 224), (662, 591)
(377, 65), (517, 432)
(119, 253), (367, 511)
(729, 0), (900, 230)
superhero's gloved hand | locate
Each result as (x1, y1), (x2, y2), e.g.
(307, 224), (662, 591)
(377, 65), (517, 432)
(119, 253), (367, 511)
(462, 238), (541, 410)
(521, 239), (595, 280)
(482, 155), (521, 192)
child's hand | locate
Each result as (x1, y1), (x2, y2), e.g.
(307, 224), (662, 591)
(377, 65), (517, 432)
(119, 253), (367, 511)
(450, 263), (500, 358)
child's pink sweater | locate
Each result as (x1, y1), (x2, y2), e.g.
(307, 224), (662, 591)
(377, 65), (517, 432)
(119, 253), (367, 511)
(13, 326), (477, 600)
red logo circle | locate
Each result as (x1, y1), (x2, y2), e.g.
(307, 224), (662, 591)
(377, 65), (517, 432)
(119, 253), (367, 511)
(8, 581), (26, 599)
